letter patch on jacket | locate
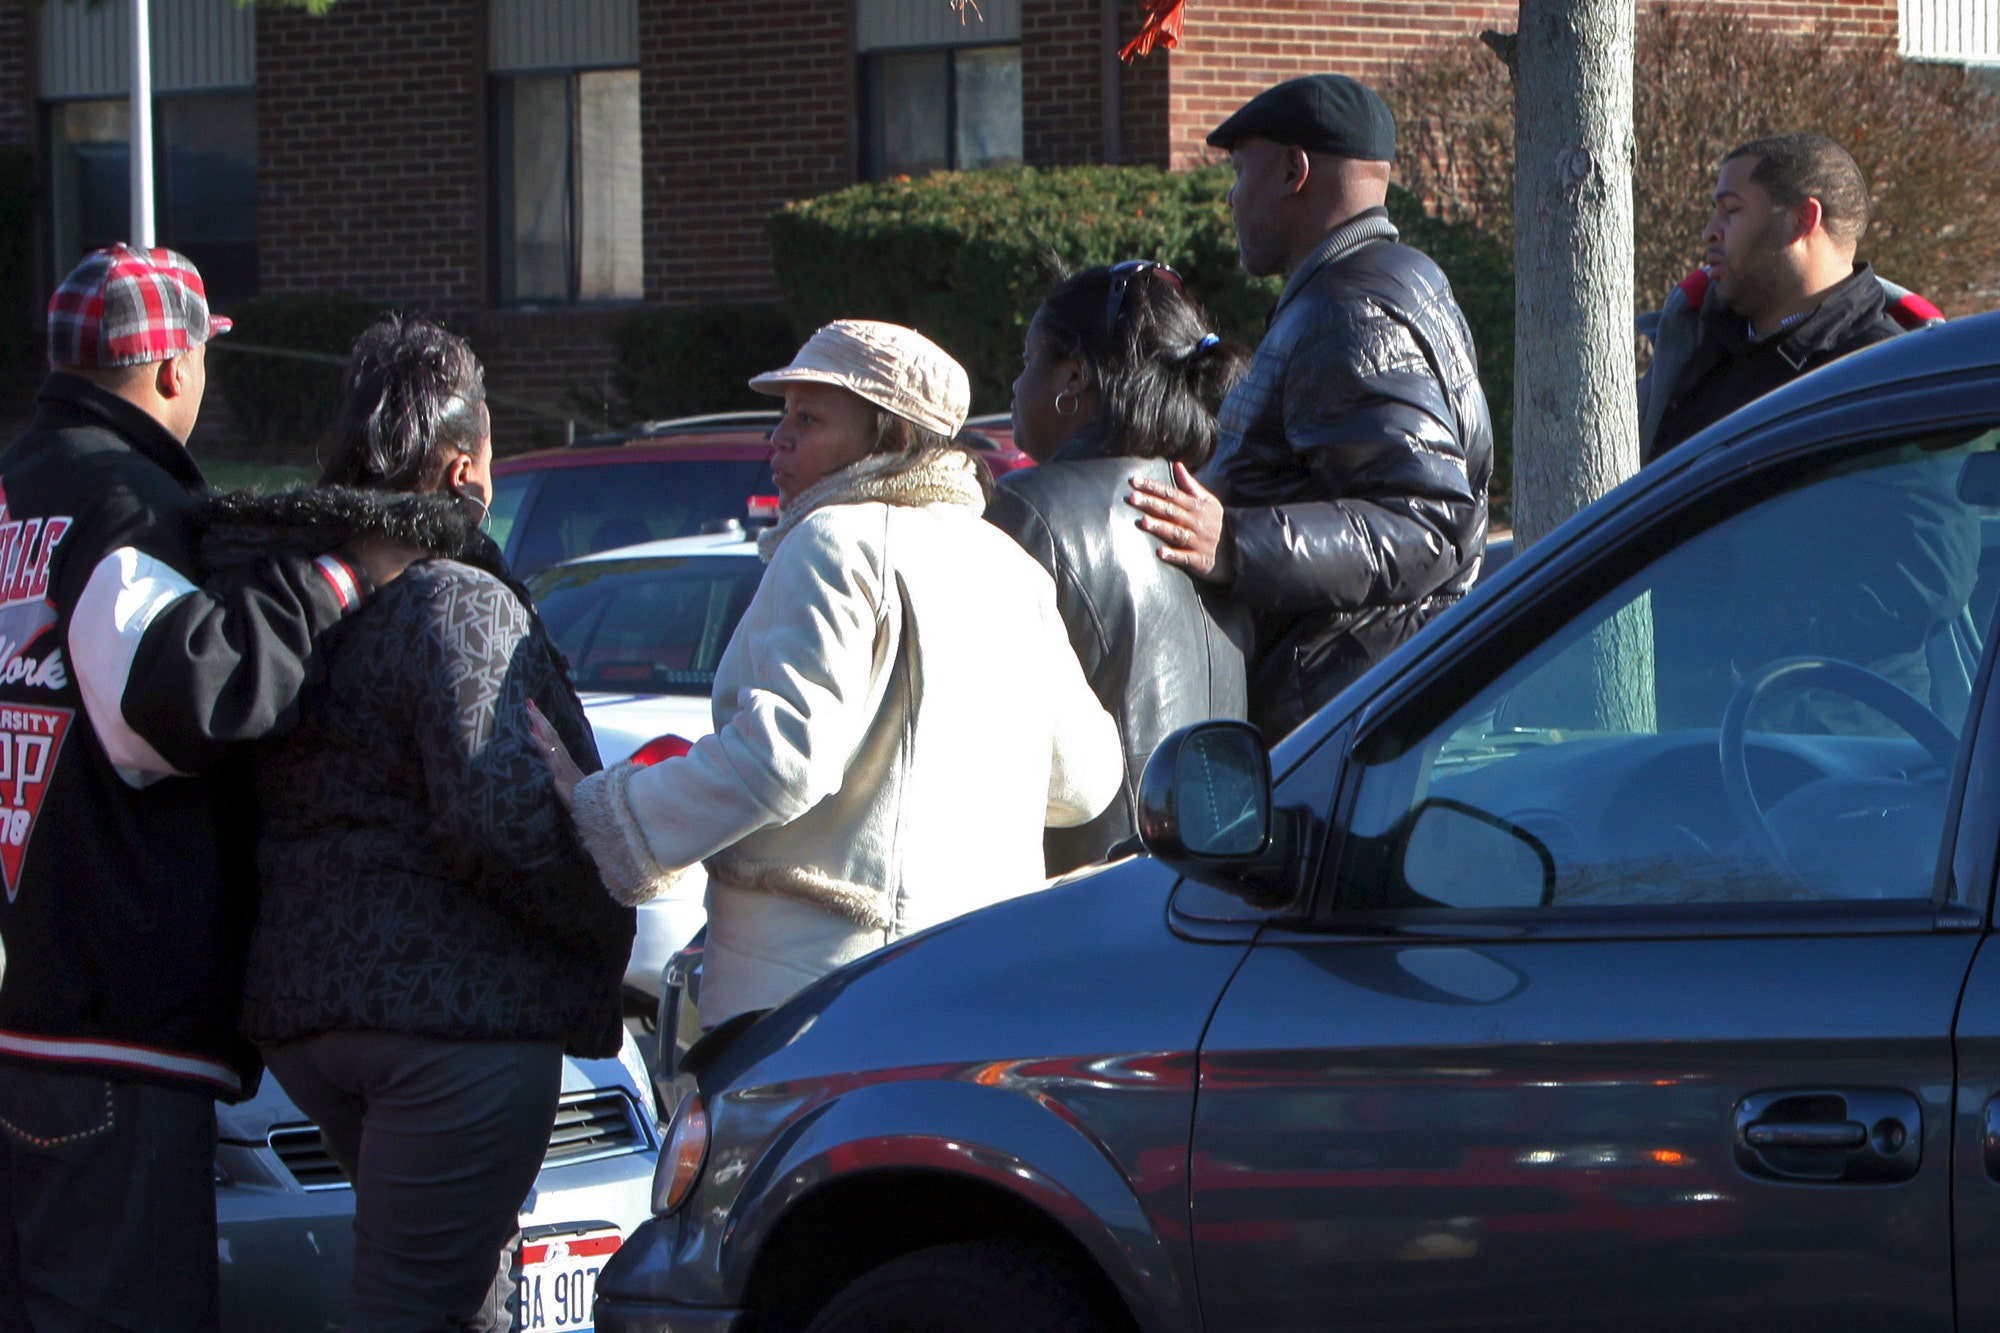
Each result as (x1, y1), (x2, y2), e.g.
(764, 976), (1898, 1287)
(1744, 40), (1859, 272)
(0, 705), (71, 901)
(0, 482), (72, 692)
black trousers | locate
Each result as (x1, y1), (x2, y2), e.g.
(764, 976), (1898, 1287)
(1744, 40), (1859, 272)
(0, 1065), (219, 1332)
(263, 1032), (564, 1333)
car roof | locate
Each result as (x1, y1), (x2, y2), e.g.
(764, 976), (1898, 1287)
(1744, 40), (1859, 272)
(1269, 309), (2000, 773)
(547, 531), (763, 566)
(495, 437), (773, 473)
(495, 411), (778, 473)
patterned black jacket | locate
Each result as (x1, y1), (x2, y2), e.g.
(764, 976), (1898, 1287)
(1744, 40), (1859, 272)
(1201, 208), (1493, 740)
(204, 487), (634, 1059)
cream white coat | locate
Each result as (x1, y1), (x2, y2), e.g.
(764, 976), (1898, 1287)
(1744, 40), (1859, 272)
(571, 450), (1122, 1023)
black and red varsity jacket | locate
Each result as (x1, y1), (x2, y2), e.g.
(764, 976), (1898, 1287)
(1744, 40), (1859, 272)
(0, 373), (366, 1100)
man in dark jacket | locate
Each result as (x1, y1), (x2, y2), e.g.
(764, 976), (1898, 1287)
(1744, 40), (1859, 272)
(0, 246), (394, 1330)
(1635, 135), (1971, 730)
(1640, 133), (1934, 463)
(1128, 75), (1492, 739)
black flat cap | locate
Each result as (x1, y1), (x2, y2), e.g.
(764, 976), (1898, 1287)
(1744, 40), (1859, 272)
(1206, 74), (1396, 162)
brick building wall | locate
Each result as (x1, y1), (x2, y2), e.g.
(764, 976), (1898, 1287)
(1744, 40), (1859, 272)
(1159, 0), (1900, 167)
(256, 0), (485, 311)
(1021, 0), (1105, 165)
(640, 0), (851, 305)
(468, 308), (627, 449)
(1119, 2), (1175, 166)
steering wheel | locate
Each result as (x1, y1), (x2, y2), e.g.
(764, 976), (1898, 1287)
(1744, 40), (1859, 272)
(1719, 656), (1959, 883)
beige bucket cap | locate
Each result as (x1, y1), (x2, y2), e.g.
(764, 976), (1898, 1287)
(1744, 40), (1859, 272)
(749, 319), (971, 438)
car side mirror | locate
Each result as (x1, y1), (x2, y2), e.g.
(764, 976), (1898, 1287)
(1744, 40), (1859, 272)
(1393, 798), (1554, 909)
(1958, 452), (2000, 508)
(1138, 721), (1299, 905)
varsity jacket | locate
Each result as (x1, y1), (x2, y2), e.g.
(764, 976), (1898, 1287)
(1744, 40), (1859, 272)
(0, 373), (367, 1099)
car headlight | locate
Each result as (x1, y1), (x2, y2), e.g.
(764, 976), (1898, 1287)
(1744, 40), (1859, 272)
(652, 1092), (708, 1216)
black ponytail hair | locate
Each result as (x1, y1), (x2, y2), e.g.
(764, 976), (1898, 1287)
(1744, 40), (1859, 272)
(1034, 266), (1249, 467)
(321, 314), (487, 492)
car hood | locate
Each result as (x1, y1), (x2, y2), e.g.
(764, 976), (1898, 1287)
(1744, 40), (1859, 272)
(696, 855), (1254, 1098)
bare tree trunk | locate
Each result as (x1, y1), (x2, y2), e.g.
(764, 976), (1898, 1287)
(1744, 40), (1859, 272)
(1505, 0), (1653, 733)
(1509, 0), (1637, 549)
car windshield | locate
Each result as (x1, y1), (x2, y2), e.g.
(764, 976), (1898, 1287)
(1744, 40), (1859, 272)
(509, 458), (775, 579)
(531, 555), (764, 696)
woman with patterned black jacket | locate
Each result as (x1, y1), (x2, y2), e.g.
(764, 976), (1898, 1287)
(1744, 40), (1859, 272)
(211, 316), (632, 1333)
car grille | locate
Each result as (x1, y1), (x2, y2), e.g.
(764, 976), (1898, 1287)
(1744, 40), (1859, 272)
(544, 1090), (650, 1166)
(267, 1125), (350, 1190)
(267, 1089), (651, 1192)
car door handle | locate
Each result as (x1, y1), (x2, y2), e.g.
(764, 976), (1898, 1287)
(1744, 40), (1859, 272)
(1734, 1089), (1921, 1184)
(1745, 1121), (1867, 1150)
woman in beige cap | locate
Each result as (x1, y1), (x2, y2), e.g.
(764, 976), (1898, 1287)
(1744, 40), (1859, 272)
(538, 319), (1122, 1025)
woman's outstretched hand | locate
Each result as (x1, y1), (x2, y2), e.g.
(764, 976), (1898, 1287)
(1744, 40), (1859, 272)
(526, 700), (583, 810)
(1127, 461), (1234, 582)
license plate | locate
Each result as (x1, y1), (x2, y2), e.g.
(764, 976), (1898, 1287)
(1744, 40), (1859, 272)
(515, 1225), (621, 1331)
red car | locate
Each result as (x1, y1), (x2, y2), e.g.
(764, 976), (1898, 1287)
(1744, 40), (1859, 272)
(492, 411), (1030, 580)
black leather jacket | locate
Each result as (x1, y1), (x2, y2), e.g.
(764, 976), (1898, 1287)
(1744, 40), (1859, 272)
(1201, 208), (1493, 738)
(988, 434), (1250, 873)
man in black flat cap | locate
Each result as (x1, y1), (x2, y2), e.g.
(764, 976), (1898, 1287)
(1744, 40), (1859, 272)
(1129, 74), (1493, 739)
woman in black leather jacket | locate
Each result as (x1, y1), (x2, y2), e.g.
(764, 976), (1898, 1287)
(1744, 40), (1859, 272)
(987, 263), (1253, 874)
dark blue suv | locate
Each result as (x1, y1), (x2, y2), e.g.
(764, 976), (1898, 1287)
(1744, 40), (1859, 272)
(598, 312), (2000, 1333)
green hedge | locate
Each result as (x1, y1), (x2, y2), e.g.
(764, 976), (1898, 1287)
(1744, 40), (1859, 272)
(204, 293), (385, 459)
(769, 165), (1274, 415)
(605, 303), (796, 423)
(767, 165), (1513, 510)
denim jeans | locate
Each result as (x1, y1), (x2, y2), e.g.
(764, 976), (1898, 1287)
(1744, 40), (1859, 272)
(263, 1032), (563, 1333)
(0, 1064), (219, 1332)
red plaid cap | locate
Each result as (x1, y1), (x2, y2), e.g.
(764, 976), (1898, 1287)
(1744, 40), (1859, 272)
(47, 244), (232, 370)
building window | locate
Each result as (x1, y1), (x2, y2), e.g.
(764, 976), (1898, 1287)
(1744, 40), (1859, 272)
(38, 0), (260, 300)
(493, 67), (642, 304)
(46, 90), (260, 303)
(862, 45), (1022, 179)
(1900, 0), (2000, 65)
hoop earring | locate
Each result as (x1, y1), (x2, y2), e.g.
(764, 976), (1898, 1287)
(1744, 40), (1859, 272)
(1055, 389), (1079, 418)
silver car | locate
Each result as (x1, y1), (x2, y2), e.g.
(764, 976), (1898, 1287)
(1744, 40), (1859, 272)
(530, 531), (765, 1006)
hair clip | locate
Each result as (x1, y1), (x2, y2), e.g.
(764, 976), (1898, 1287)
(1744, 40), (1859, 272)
(1196, 333), (1221, 351)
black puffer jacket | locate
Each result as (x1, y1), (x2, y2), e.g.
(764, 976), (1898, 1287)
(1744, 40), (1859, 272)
(987, 431), (1251, 874)
(1201, 208), (1493, 739)
(205, 487), (634, 1059)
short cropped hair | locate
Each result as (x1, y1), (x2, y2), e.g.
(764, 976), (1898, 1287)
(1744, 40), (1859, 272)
(1723, 133), (1871, 246)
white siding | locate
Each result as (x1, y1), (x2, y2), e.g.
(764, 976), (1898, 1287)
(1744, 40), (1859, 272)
(490, 0), (637, 72)
(1901, 0), (2000, 65)
(40, 0), (255, 99)
(855, 0), (1020, 53)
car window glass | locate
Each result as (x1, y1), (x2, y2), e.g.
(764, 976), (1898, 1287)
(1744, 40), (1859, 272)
(1335, 428), (2000, 912)
(532, 556), (763, 696)
(511, 459), (773, 579)
(487, 470), (533, 554)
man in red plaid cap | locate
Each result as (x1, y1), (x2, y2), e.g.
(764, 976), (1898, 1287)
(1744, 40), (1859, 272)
(0, 245), (405, 1329)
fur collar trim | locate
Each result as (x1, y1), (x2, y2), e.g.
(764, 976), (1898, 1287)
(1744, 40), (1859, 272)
(757, 447), (986, 562)
(197, 485), (483, 570)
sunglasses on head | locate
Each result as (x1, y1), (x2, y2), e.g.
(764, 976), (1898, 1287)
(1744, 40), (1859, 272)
(1105, 260), (1186, 340)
